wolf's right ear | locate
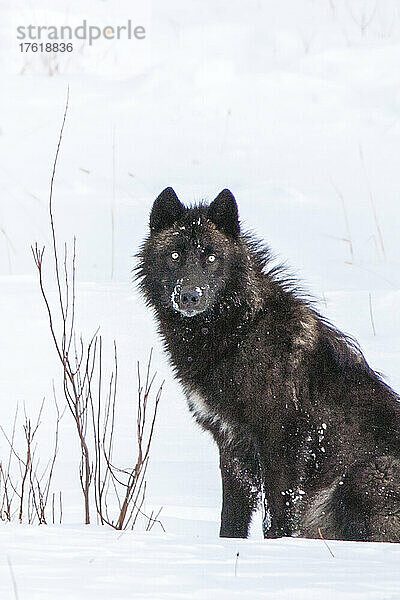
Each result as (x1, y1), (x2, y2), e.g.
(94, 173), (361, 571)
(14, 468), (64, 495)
(150, 187), (185, 232)
(208, 189), (240, 238)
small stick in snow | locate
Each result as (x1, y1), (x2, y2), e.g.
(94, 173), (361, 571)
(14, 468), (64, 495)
(359, 145), (386, 262)
(7, 555), (19, 600)
(234, 551), (239, 577)
(331, 181), (354, 265)
(318, 527), (335, 558)
(369, 292), (377, 337)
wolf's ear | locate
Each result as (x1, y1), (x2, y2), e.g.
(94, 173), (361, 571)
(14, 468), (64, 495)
(207, 189), (240, 238)
(150, 187), (185, 232)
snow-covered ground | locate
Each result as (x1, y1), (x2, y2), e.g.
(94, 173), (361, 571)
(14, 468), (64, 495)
(2, 525), (400, 599)
(1, 0), (400, 597)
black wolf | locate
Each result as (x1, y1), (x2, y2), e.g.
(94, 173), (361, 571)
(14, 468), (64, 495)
(137, 187), (400, 541)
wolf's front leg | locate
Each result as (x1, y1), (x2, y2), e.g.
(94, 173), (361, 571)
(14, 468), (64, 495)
(219, 443), (261, 538)
(261, 461), (299, 538)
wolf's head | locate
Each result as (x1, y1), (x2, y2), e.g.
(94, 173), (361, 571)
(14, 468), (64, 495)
(138, 188), (243, 319)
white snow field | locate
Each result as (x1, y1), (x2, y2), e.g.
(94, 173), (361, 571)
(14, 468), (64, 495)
(1, 0), (400, 597)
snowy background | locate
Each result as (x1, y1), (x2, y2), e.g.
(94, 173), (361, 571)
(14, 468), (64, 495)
(1, 0), (400, 597)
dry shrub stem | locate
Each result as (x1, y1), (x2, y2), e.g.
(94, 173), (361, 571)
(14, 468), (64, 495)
(368, 292), (377, 337)
(359, 145), (386, 262)
(331, 181), (354, 264)
(318, 527), (335, 558)
(0, 398), (62, 524)
(31, 87), (163, 530)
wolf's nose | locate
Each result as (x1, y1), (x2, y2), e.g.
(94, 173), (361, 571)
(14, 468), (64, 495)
(180, 288), (201, 308)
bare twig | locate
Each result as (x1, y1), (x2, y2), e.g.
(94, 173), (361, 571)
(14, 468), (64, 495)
(59, 491), (63, 524)
(93, 351), (164, 531)
(31, 88), (92, 523)
(331, 181), (354, 264)
(234, 551), (240, 577)
(32, 89), (163, 531)
(359, 145), (386, 262)
(318, 527), (335, 558)
(7, 556), (19, 600)
(0, 399), (61, 525)
(347, 0), (378, 35)
(368, 292), (377, 336)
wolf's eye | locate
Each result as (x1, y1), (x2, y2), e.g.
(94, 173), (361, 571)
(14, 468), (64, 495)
(171, 251), (180, 261)
(208, 254), (216, 263)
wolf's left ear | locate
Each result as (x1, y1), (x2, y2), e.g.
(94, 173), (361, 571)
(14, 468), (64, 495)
(150, 187), (186, 232)
(207, 189), (240, 238)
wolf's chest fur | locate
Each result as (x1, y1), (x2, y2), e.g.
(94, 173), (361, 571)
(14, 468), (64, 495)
(186, 389), (237, 444)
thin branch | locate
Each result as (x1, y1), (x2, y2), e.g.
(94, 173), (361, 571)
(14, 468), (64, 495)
(368, 292), (377, 336)
(318, 527), (335, 558)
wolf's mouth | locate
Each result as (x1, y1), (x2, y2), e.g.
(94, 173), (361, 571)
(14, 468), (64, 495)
(177, 307), (207, 318)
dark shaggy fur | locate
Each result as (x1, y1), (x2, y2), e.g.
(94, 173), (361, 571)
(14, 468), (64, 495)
(136, 187), (400, 541)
